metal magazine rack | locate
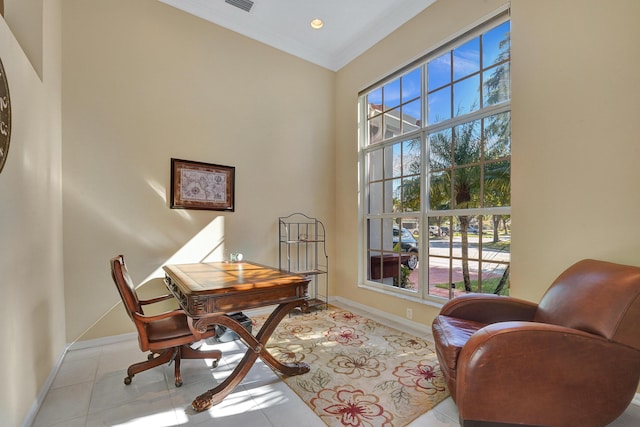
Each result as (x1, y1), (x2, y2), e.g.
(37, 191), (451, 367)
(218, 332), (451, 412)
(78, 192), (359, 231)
(278, 213), (328, 310)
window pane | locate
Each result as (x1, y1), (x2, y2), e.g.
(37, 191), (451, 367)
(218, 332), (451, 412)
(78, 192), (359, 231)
(483, 21), (510, 67)
(402, 99), (421, 134)
(453, 37), (480, 80)
(453, 166), (481, 209)
(483, 63), (510, 106)
(383, 108), (401, 139)
(383, 79), (401, 110)
(453, 120), (481, 166)
(367, 150), (383, 181)
(393, 219), (419, 290)
(382, 217), (394, 250)
(427, 52), (451, 91)
(480, 261), (509, 295)
(368, 181), (383, 214)
(428, 86), (451, 125)
(368, 218), (381, 250)
(392, 178), (403, 211)
(453, 74), (480, 116)
(429, 171), (450, 210)
(402, 68), (422, 102)
(484, 160), (510, 207)
(383, 144), (395, 179)
(367, 218), (383, 283)
(429, 129), (453, 169)
(368, 114), (382, 144)
(480, 223), (510, 295)
(402, 139), (421, 175)
(484, 112), (510, 160)
(367, 88), (383, 118)
(391, 143), (402, 178)
(463, 260), (481, 292)
(401, 177), (420, 212)
(428, 216), (452, 240)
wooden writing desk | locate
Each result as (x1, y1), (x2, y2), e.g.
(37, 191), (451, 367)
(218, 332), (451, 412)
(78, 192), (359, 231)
(163, 260), (311, 411)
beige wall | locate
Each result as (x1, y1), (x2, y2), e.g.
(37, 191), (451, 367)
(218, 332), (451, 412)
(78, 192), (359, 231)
(61, 0), (335, 342)
(0, 0), (62, 425)
(4, 0), (43, 78)
(510, 0), (640, 301)
(334, 0), (640, 322)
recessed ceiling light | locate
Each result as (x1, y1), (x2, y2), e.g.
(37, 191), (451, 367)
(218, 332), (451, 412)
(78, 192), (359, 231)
(310, 19), (324, 30)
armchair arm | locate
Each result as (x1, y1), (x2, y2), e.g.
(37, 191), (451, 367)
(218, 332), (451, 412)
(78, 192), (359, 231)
(439, 293), (538, 324)
(131, 308), (187, 324)
(138, 293), (175, 305)
(456, 322), (640, 426)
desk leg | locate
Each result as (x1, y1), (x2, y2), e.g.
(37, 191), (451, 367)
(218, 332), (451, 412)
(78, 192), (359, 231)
(191, 299), (310, 412)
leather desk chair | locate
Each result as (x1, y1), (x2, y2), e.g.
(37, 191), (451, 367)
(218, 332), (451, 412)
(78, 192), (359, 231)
(432, 259), (640, 427)
(110, 255), (221, 387)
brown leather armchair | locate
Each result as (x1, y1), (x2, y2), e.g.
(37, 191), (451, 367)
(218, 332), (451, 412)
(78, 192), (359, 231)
(432, 259), (640, 427)
(110, 255), (222, 387)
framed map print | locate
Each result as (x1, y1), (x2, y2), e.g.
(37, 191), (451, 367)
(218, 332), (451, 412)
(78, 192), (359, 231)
(170, 158), (235, 211)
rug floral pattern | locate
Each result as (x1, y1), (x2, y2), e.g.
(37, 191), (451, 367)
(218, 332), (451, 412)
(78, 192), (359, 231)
(252, 306), (449, 427)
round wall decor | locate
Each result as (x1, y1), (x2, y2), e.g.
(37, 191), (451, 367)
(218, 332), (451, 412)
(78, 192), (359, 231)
(0, 56), (12, 174)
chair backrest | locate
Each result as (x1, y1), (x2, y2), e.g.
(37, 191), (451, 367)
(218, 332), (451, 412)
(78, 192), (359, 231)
(535, 259), (640, 350)
(110, 255), (143, 320)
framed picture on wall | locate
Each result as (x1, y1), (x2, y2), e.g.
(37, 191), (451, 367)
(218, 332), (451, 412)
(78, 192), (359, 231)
(170, 158), (235, 211)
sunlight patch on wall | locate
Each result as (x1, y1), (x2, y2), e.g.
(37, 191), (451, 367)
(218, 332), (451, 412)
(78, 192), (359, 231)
(140, 216), (226, 284)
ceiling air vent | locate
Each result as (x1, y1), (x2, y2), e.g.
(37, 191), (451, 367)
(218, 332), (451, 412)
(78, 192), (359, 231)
(225, 0), (254, 13)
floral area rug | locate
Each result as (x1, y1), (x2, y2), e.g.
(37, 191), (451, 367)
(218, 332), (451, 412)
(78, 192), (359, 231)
(251, 305), (449, 427)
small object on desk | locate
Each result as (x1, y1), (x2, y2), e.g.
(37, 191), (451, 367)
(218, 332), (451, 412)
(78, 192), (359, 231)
(229, 252), (243, 262)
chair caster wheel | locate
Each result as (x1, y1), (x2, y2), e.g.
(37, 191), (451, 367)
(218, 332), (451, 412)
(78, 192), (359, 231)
(175, 381), (183, 387)
(212, 360), (219, 368)
(148, 354), (155, 361)
(124, 376), (132, 385)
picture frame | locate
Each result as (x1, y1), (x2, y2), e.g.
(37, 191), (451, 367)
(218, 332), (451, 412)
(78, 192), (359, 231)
(170, 158), (235, 211)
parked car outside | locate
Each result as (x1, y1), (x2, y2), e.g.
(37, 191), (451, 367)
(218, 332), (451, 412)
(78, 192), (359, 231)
(429, 225), (450, 237)
(392, 226), (419, 269)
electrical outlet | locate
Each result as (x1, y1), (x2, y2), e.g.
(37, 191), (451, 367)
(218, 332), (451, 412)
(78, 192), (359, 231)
(406, 308), (413, 319)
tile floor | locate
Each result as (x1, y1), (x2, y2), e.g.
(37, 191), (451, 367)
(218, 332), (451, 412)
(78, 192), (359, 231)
(31, 304), (640, 427)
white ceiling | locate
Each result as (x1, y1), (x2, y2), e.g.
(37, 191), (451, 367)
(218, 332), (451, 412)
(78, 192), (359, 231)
(159, 0), (437, 71)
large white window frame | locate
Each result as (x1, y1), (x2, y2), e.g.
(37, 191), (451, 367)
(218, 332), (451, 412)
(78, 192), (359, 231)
(358, 10), (511, 303)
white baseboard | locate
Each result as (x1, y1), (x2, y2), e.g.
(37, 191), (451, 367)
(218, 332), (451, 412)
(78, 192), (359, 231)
(22, 344), (70, 427)
(329, 295), (434, 339)
(67, 331), (138, 351)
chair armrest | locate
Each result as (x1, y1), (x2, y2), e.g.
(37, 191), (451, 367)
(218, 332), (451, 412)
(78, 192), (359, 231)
(456, 322), (640, 426)
(139, 293), (175, 305)
(439, 293), (537, 324)
(132, 309), (210, 341)
(132, 308), (186, 324)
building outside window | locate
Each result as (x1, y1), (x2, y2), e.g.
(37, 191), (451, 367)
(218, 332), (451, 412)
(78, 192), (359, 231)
(360, 14), (511, 301)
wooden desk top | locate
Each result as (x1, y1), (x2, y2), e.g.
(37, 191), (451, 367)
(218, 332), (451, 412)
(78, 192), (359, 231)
(163, 261), (310, 316)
